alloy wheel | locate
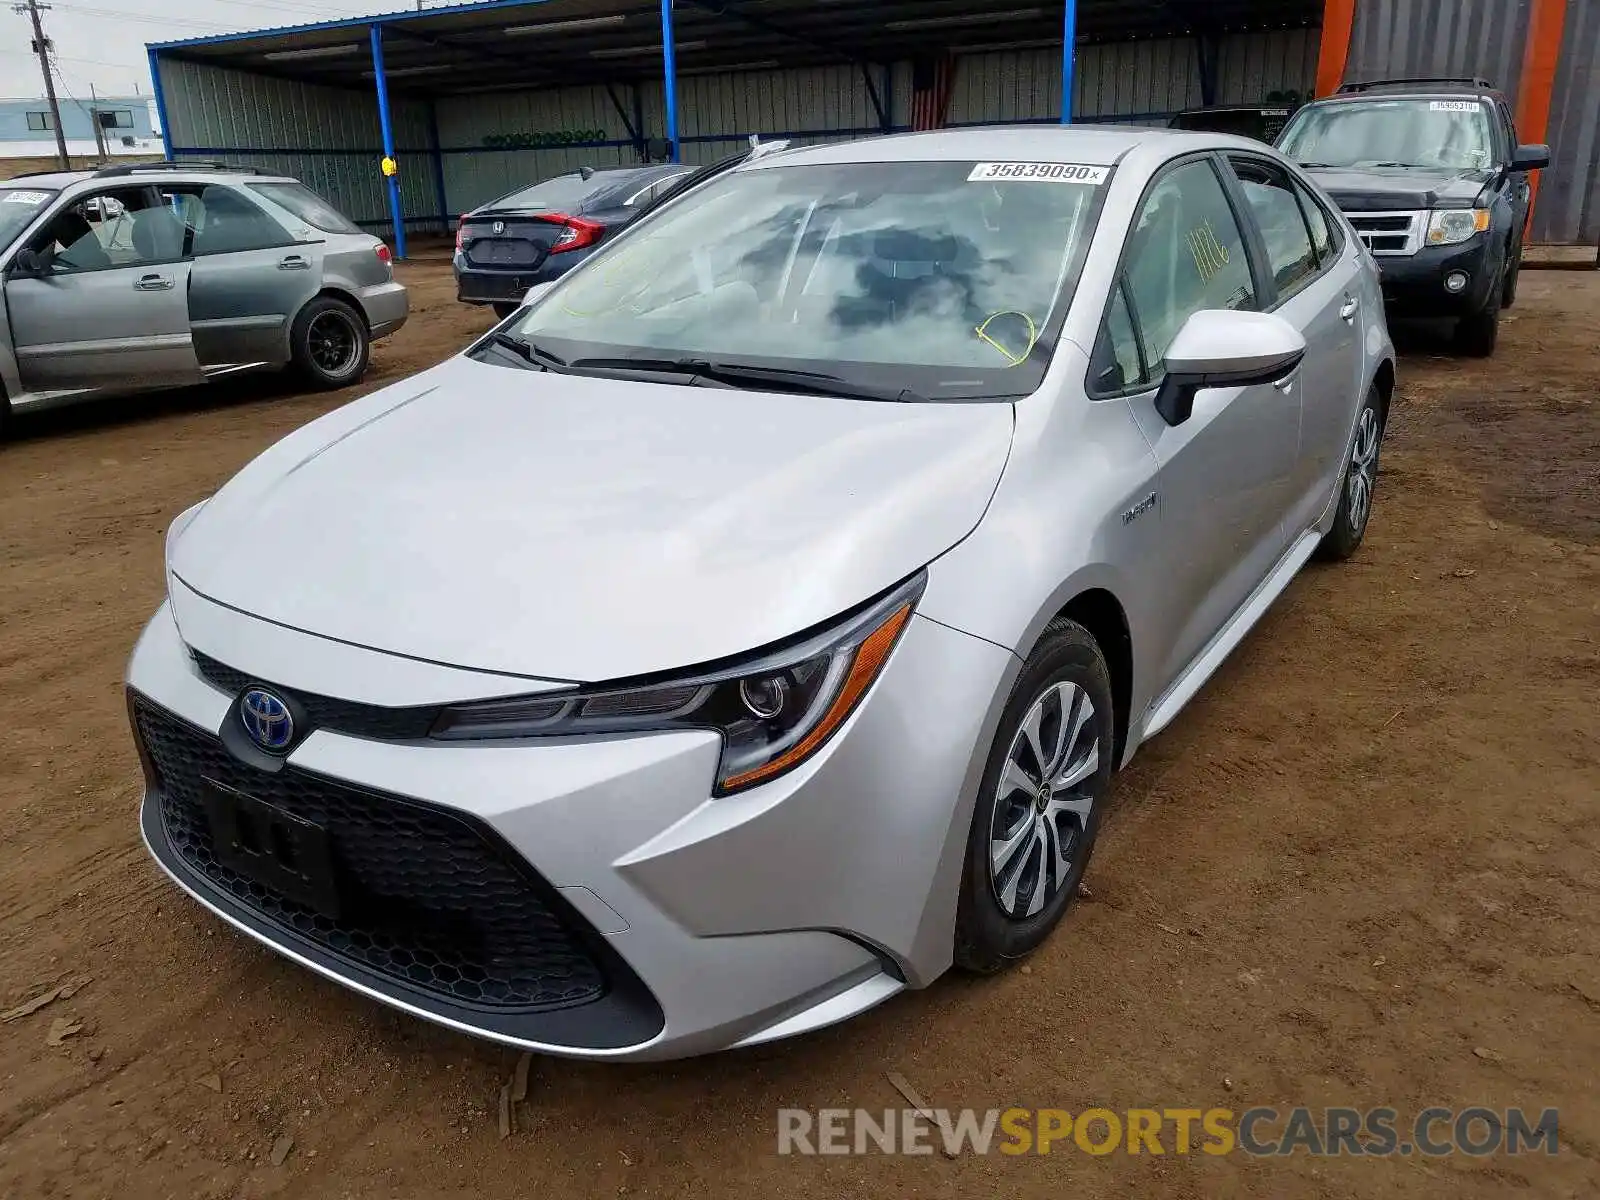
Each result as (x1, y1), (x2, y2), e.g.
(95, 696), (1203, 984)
(307, 310), (361, 378)
(989, 681), (1100, 919)
(1346, 405), (1381, 535)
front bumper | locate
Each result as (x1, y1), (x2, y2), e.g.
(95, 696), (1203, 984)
(1373, 236), (1499, 318)
(358, 279), (409, 340)
(127, 596), (1017, 1060)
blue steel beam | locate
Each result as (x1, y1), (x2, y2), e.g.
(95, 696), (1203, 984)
(1061, 0), (1079, 123)
(369, 23), (407, 259)
(146, 48), (175, 159)
(660, 0), (680, 162)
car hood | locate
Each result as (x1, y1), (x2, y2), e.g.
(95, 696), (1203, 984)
(171, 358), (1015, 683)
(1303, 165), (1494, 211)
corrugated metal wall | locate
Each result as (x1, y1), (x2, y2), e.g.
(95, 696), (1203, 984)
(156, 56), (444, 233)
(1534, 0), (1599, 244)
(1345, 0), (1534, 96)
(155, 29), (1320, 231)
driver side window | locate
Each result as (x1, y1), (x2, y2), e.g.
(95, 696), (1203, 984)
(1091, 158), (1257, 396)
(32, 188), (182, 273)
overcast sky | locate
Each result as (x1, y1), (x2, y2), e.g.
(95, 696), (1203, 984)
(1, 0), (399, 100)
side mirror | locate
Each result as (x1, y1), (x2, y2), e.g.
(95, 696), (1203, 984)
(1511, 143), (1550, 172)
(1154, 310), (1306, 427)
(522, 281), (555, 308)
(8, 247), (48, 278)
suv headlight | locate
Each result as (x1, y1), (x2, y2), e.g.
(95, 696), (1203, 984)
(1427, 209), (1490, 246)
(432, 573), (925, 795)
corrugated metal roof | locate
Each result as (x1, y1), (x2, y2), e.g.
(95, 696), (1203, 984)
(149, 0), (1322, 98)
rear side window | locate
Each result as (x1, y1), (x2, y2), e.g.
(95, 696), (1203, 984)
(162, 183), (293, 255)
(1292, 177), (1340, 265)
(1228, 156), (1320, 300)
(249, 182), (362, 234)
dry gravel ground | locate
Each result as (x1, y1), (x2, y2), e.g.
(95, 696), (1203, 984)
(1, 260), (1597, 1198)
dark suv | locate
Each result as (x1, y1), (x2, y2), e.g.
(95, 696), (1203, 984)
(1276, 77), (1549, 355)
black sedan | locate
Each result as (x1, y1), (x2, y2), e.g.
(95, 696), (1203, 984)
(454, 164), (693, 317)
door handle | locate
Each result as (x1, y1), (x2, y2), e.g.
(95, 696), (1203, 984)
(1340, 295), (1361, 322)
(134, 273), (174, 291)
(278, 255), (311, 271)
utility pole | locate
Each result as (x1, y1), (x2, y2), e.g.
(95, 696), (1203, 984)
(14, 0), (71, 169)
(89, 82), (107, 162)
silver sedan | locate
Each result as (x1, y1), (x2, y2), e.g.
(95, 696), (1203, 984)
(128, 126), (1395, 1060)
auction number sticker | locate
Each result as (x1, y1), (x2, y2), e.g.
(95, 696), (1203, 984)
(2, 190), (50, 204)
(969, 161), (1110, 185)
(1430, 100), (1479, 112)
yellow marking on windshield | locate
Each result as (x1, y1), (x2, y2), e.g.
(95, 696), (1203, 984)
(974, 310), (1040, 367)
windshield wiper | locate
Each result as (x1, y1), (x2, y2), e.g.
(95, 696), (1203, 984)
(565, 356), (927, 402)
(484, 332), (568, 371)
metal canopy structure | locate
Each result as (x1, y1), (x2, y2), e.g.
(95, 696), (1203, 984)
(147, 0), (1324, 256)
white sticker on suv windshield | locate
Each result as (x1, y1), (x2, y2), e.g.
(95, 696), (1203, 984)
(2, 190), (49, 204)
(1430, 100), (1479, 112)
(969, 162), (1110, 185)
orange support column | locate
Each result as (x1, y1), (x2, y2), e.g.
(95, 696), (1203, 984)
(1315, 0), (1359, 96)
(1515, 0), (1570, 234)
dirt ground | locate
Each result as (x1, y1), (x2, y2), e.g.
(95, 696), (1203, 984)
(1, 259), (1596, 1199)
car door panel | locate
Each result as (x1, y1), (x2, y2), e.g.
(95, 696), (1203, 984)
(1108, 156), (1299, 694)
(6, 263), (201, 392)
(166, 182), (319, 368)
(189, 243), (323, 367)
(1130, 378), (1297, 693)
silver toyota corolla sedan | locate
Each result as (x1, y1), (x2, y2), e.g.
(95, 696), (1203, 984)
(128, 126), (1395, 1061)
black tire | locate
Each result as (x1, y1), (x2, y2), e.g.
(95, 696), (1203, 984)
(1316, 386), (1385, 562)
(290, 296), (370, 390)
(1454, 286), (1502, 358)
(0, 386), (11, 443)
(1501, 245), (1521, 309)
(492, 301), (521, 321)
(954, 617), (1115, 974)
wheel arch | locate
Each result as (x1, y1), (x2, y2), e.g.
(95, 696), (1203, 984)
(1372, 357), (1396, 426)
(1045, 588), (1133, 769)
(306, 287), (371, 332)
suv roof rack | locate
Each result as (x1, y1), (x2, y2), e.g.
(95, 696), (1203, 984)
(92, 160), (258, 178)
(1338, 76), (1496, 94)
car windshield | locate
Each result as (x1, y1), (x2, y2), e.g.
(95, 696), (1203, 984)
(248, 182), (362, 234)
(501, 159), (1106, 401)
(0, 186), (59, 252)
(1279, 98), (1498, 170)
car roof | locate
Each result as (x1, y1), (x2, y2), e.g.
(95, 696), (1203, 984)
(746, 125), (1207, 170)
(3, 170), (92, 188)
(5, 168), (296, 191)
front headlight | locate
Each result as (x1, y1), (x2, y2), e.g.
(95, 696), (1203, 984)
(1427, 208), (1490, 246)
(432, 573), (925, 795)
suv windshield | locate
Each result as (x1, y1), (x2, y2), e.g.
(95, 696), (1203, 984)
(248, 181), (362, 234)
(503, 160), (1105, 401)
(1279, 98), (1498, 171)
(0, 186), (59, 252)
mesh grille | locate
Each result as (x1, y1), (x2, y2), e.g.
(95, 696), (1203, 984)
(135, 698), (608, 1012)
(190, 650), (439, 741)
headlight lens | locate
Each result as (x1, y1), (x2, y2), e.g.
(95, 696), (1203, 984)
(1427, 208), (1490, 246)
(431, 574), (925, 795)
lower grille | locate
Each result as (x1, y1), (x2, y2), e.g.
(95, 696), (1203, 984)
(134, 698), (607, 1012)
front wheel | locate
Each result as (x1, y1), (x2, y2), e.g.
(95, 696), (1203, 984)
(290, 296), (371, 391)
(954, 618), (1115, 974)
(1454, 292), (1501, 358)
(1316, 387), (1384, 561)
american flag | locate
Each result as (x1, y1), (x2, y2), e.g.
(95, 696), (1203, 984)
(910, 55), (956, 131)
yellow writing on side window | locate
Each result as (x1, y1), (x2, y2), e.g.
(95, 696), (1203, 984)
(1187, 220), (1231, 282)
